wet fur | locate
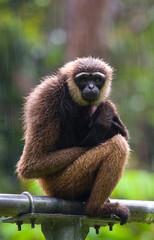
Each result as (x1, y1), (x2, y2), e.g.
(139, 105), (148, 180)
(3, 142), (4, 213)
(17, 57), (130, 224)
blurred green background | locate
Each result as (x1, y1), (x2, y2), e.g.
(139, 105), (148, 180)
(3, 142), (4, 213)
(0, 0), (154, 239)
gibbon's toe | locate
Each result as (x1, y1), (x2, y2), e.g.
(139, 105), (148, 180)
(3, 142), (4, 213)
(99, 202), (130, 225)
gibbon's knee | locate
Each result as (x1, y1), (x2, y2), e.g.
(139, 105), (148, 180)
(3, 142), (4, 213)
(106, 134), (130, 164)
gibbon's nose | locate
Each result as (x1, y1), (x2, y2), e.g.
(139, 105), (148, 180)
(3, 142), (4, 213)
(88, 82), (94, 90)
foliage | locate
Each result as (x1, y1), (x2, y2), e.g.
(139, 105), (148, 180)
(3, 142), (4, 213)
(109, 0), (154, 169)
(87, 223), (154, 240)
(0, 0), (64, 193)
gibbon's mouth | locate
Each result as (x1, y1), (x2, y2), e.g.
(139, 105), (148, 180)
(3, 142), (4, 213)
(82, 92), (99, 102)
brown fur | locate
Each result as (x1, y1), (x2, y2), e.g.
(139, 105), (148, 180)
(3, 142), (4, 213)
(16, 57), (130, 224)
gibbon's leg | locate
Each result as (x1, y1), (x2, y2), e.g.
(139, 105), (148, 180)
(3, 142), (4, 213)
(38, 135), (129, 208)
(85, 134), (130, 224)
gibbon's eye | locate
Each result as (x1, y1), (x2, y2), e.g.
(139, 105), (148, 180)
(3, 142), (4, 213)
(81, 78), (86, 82)
(94, 77), (102, 83)
(80, 78), (86, 83)
(94, 74), (106, 85)
(95, 78), (100, 82)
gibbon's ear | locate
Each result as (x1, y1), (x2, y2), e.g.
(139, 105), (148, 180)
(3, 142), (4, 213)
(60, 57), (113, 106)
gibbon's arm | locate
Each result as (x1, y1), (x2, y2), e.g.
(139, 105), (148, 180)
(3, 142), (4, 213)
(17, 77), (87, 180)
(80, 100), (129, 147)
(17, 146), (87, 179)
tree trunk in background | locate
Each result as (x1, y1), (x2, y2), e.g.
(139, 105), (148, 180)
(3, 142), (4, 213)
(65, 0), (112, 60)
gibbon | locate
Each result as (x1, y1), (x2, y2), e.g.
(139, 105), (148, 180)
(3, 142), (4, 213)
(17, 57), (130, 225)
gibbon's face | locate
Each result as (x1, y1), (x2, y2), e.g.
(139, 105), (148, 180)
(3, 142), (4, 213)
(74, 72), (106, 103)
(61, 57), (113, 106)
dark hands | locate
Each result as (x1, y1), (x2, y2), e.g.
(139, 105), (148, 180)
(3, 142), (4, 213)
(111, 115), (129, 141)
(80, 104), (129, 148)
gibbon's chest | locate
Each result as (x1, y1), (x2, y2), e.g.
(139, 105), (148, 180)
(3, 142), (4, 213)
(54, 101), (92, 150)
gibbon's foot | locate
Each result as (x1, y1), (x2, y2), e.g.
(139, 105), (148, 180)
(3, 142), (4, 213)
(99, 202), (130, 225)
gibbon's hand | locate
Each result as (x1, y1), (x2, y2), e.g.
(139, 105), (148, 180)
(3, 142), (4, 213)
(80, 105), (111, 147)
(91, 102), (129, 141)
(111, 115), (128, 140)
(79, 123), (108, 147)
(89, 102), (115, 129)
(80, 102), (116, 147)
(80, 103), (128, 147)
